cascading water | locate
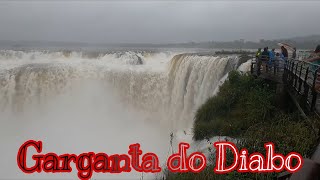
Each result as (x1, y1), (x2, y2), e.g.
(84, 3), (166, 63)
(0, 49), (239, 179)
(167, 54), (238, 129)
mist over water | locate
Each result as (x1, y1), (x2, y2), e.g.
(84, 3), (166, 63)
(0, 49), (239, 179)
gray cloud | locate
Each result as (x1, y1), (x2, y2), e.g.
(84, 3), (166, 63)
(0, 1), (319, 43)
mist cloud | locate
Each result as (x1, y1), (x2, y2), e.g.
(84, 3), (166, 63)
(0, 1), (319, 43)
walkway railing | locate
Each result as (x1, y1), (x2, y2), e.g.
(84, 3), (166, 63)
(251, 56), (320, 115)
(250, 56), (286, 83)
(251, 55), (320, 179)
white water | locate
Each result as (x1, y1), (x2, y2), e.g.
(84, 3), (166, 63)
(0, 50), (239, 179)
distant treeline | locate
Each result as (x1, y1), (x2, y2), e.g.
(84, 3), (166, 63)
(156, 39), (320, 50)
(156, 35), (320, 50)
(215, 50), (254, 55)
(1, 35), (320, 50)
(136, 35), (320, 50)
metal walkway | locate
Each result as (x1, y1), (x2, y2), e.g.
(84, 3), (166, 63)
(251, 57), (320, 180)
(251, 58), (320, 115)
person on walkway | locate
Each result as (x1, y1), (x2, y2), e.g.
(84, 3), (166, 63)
(257, 47), (270, 75)
(261, 47), (270, 58)
(275, 52), (285, 72)
(269, 48), (276, 67)
(292, 47), (297, 59)
(305, 45), (320, 91)
(306, 45), (320, 71)
(256, 48), (262, 58)
(281, 46), (289, 60)
(306, 45), (320, 63)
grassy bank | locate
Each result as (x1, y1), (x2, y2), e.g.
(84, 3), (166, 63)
(167, 71), (319, 179)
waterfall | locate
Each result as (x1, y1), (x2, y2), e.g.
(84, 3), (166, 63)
(0, 49), (241, 179)
(0, 50), (239, 129)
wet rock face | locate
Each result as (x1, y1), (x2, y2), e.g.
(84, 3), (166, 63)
(126, 54), (143, 65)
(136, 55), (143, 65)
(118, 53), (144, 65)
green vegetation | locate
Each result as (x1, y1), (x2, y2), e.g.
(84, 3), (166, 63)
(194, 71), (277, 140)
(166, 71), (319, 180)
(215, 50), (254, 55)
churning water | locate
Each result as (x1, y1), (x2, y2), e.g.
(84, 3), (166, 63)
(0, 49), (240, 179)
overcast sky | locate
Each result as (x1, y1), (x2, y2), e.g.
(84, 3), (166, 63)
(0, 0), (319, 43)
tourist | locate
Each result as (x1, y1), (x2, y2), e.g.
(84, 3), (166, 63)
(292, 47), (297, 59)
(257, 47), (270, 75)
(306, 45), (320, 62)
(275, 52), (284, 72)
(281, 46), (288, 60)
(261, 47), (270, 59)
(255, 48), (262, 75)
(305, 45), (320, 68)
(305, 45), (320, 91)
(256, 48), (262, 58)
(269, 48), (275, 66)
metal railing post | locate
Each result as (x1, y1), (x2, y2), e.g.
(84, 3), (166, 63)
(311, 68), (319, 111)
(289, 61), (295, 87)
(303, 67), (310, 108)
(298, 63), (303, 93)
(294, 62), (300, 89)
(251, 59), (254, 74)
(273, 60), (276, 75)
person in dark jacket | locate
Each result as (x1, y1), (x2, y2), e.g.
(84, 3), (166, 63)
(292, 47), (297, 59)
(281, 46), (288, 59)
(261, 47), (270, 61)
(257, 47), (270, 75)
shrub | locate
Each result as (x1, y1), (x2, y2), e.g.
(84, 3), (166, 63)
(168, 70), (319, 180)
(193, 71), (275, 140)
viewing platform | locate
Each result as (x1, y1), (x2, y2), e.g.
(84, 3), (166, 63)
(251, 57), (320, 180)
(251, 57), (320, 115)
